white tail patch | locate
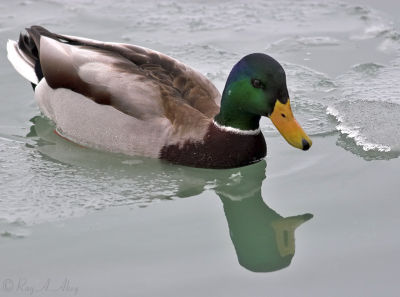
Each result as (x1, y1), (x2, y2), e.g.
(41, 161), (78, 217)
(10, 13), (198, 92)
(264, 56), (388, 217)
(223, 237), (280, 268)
(7, 39), (39, 84)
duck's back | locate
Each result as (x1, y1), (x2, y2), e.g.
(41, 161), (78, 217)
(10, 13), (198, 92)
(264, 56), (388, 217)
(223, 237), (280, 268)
(8, 26), (222, 158)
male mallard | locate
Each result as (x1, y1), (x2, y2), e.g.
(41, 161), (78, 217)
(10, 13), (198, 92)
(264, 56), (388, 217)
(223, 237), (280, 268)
(7, 26), (311, 169)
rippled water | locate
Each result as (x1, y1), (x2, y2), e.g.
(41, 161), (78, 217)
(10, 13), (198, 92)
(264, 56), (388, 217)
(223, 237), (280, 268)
(1, 0), (399, 220)
(1, 1), (400, 295)
(2, 0), (400, 154)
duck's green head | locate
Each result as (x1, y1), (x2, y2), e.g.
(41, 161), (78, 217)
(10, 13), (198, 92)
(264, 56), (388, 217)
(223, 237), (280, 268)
(215, 53), (312, 151)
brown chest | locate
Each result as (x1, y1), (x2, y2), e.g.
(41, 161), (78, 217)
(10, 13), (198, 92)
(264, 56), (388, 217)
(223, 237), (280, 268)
(160, 123), (266, 169)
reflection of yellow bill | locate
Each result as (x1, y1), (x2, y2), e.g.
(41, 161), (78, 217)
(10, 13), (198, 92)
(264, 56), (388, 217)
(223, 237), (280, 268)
(269, 99), (312, 150)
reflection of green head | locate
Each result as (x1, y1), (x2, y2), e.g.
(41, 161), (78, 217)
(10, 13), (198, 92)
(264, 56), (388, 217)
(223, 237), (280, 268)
(213, 160), (313, 273)
(221, 194), (312, 272)
(163, 159), (313, 273)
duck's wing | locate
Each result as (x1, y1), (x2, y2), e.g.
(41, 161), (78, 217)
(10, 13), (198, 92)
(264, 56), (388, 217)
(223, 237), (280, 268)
(28, 26), (221, 123)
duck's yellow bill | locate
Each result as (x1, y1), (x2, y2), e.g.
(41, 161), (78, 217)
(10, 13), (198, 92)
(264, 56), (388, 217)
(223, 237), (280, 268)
(269, 99), (312, 151)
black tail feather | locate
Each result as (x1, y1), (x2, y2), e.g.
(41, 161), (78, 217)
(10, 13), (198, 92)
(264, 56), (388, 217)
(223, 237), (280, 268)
(18, 32), (38, 62)
(17, 26), (52, 88)
(26, 26), (57, 47)
(16, 25), (84, 90)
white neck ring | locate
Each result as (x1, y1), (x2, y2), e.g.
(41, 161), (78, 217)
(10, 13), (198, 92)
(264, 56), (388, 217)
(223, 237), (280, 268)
(213, 120), (261, 136)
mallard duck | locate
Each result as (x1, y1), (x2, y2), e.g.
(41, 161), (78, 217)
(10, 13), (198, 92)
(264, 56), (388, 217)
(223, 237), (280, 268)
(7, 26), (311, 169)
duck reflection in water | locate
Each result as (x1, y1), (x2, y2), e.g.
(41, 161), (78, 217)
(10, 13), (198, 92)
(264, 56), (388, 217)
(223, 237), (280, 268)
(215, 161), (312, 272)
(166, 157), (313, 272)
(28, 116), (313, 273)
(182, 160), (313, 273)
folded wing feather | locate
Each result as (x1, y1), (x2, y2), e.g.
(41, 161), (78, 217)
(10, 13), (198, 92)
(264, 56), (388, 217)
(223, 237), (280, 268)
(38, 34), (221, 124)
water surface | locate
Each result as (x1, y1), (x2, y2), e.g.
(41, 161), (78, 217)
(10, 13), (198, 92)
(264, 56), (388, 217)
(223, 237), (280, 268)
(0, 0), (400, 296)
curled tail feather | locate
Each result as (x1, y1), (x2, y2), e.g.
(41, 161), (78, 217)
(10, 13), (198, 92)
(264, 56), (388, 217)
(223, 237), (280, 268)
(7, 26), (50, 89)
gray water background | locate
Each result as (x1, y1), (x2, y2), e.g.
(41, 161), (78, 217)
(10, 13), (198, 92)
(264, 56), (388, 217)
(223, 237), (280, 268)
(1, 0), (399, 224)
(0, 1), (400, 296)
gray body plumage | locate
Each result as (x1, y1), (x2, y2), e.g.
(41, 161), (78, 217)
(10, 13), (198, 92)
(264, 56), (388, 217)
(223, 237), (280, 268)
(8, 27), (221, 157)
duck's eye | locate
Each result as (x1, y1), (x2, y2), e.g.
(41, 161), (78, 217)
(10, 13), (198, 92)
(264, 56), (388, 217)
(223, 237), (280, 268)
(251, 78), (264, 89)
